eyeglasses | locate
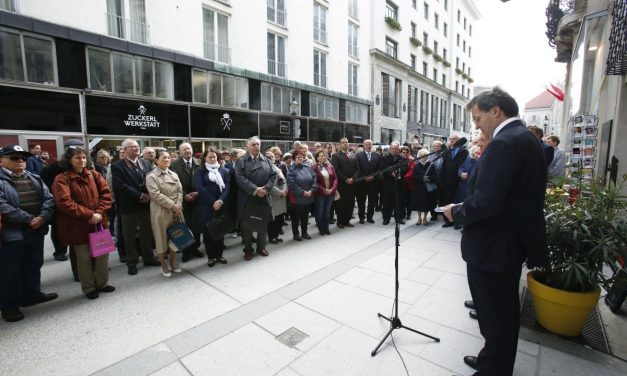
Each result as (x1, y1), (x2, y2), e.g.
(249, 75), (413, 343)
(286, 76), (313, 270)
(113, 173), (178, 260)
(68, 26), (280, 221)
(7, 156), (26, 161)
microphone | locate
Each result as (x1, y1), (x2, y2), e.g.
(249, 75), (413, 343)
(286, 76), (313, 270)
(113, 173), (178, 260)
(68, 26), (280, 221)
(453, 137), (468, 148)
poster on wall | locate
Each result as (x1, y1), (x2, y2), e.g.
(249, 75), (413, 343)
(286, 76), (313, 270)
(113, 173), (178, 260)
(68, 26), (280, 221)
(259, 114), (308, 141)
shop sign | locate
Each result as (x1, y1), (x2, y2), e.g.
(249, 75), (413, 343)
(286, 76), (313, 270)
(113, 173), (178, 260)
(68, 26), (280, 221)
(124, 105), (160, 130)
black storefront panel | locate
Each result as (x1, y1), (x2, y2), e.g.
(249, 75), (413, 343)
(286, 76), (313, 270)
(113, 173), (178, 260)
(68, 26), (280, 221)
(0, 86), (81, 132)
(190, 107), (258, 139)
(259, 114), (308, 141)
(85, 96), (188, 137)
(308, 119), (343, 143)
(344, 123), (371, 145)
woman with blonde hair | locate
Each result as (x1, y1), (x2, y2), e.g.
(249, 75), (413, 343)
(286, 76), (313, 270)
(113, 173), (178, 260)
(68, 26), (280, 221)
(146, 149), (183, 277)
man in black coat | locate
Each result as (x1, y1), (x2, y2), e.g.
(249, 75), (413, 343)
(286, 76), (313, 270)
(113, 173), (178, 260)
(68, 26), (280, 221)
(439, 134), (468, 227)
(527, 125), (554, 168)
(379, 142), (407, 225)
(111, 138), (159, 275)
(330, 137), (359, 228)
(355, 139), (381, 224)
(443, 87), (547, 376)
(169, 142), (202, 262)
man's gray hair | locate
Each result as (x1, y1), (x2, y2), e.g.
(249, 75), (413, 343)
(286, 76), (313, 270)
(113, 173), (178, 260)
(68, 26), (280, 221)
(363, 139), (373, 146)
(247, 136), (261, 145)
(178, 142), (192, 151)
(390, 141), (400, 148)
(121, 138), (138, 149)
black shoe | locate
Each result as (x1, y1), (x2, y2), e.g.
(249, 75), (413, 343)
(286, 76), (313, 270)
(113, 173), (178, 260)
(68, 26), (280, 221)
(144, 260), (161, 267)
(293, 235), (302, 241)
(1, 308), (24, 322)
(406, 214), (411, 220)
(127, 265), (138, 275)
(191, 249), (204, 258)
(54, 254), (68, 261)
(359, 219), (365, 224)
(182, 253), (190, 263)
(330, 218), (336, 224)
(382, 219), (390, 225)
(278, 229), (284, 234)
(396, 219), (406, 225)
(98, 285), (116, 293)
(367, 218), (375, 223)
(337, 223), (344, 229)
(463, 356), (478, 370)
(469, 310), (478, 320)
(442, 222), (454, 228)
(453, 224), (462, 230)
(324, 230), (331, 235)
(345, 223), (354, 228)
(73, 274), (80, 282)
(464, 300), (475, 309)
(119, 256), (128, 263)
(319, 231), (326, 236)
(268, 238), (280, 244)
(22, 292), (58, 307)
(430, 216), (438, 222)
(302, 233), (311, 239)
(86, 291), (99, 300)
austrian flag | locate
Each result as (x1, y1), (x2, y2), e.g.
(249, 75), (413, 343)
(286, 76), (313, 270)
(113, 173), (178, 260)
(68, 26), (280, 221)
(546, 84), (565, 101)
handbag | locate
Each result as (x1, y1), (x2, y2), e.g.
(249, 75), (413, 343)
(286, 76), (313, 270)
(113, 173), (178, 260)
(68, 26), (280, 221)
(424, 163), (438, 193)
(167, 217), (196, 251)
(241, 199), (272, 233)
(206, 209), (234, 241)
(89, 223), (116, 257)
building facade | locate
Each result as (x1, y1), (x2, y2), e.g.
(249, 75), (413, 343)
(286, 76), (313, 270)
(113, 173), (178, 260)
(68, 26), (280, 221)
(523, 90), (564, 137)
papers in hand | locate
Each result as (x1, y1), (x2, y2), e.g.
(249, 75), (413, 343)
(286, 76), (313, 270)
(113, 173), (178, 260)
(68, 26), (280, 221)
(434, 207), (445, 213)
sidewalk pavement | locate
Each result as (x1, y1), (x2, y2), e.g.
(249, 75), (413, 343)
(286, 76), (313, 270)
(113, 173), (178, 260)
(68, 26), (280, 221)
(1, 212), (626, 376)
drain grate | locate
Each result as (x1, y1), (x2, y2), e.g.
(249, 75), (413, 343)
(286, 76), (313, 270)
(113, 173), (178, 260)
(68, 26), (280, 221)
(276, 327), (309, 348)
(520, 287), (611, 354)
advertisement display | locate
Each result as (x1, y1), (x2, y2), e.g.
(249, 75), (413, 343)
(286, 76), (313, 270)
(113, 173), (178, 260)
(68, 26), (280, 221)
(190, 106), (259, 139)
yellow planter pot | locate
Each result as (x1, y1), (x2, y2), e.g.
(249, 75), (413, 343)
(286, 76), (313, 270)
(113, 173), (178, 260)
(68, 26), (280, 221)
(526, 271), (601, 337)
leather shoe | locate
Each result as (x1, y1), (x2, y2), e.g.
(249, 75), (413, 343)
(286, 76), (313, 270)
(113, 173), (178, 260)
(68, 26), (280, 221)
(86, 291), (100, 300)
(244, 251), (253, 261)
(293, 235), (302, 241)
(127, 265), (138, 275)
(367, 218), (375, 223)
(382, 219), (390, 225)
(359, 219), (365, 224)
(453, 224), (463, 230)
(22, 292), (58, 307)
(464, 300), (475, 309)
(144, 260), (161, 267)
(345, 223), (354, 227)
(302, 233), (311, 239)
(54, 253), (68, 261)
(463, 356), (478, 370)
(256, 248), (269, 257)
(2, 308), (24, 322)
(97, 285), (116, 293)
(442, 222), (454, 228)
(469, 310), (478, 320)
(182, 253), (190, 262)
(396, 219), (406, 225)
(337, 223), (345, 229)
(191, 249), (204, 258)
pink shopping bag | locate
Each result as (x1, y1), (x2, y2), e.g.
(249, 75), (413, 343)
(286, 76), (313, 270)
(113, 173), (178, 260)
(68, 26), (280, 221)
(89, 223), (116, 257)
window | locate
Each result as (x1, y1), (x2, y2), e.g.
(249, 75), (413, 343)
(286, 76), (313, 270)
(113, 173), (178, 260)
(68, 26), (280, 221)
(468, 67), (471, 77)
(87, 48), (173, 99)
(128, 0), (148, 44)
(203, 8), (230, 64)
(463, 40), (466, 53)
(464, 17), (467, 30)
(443, 48), (447, 60)
(457, 10), (461, 23)
(434, 13), (439, 29)
(462, 62), (466, 73)
(467, 88), (470, 98)
(433, 68), (437, 82)
(431, 95), (438, 127)
(411, 22), (417, 38)
(444, 0), (448, 11)
(412, 0), (417, 9)
(267, 0), (287, 27)
(193, 70), (247, 108)
(348, 22), (359, 58)
(420, 90), (428, 123)
(456, 33), (460, 46)
(0, 0), (16, 12)
(423, 2), (429, 20)
(469, 24), (472, 36)
(386, 1), (398, 20)
(442, 73), (446, 87)
(433, 40), (438, 55)
(462, 84), (465, 96)
(443, 22), (448, 37)
(314, 49), (327, 87)
(422, 62), (428, 76)
(453, 104), (460, 130)
(267, 32), (286, 77)
(348, 63), (358, 96)
(440, 100), (447, 128)
(106, 0), (125, 39)
(410, 54), (416, 70)
(456, 58), (459, 69)
(346, 101), (368, 124)
(423, 32), (428, 46)
(0, 29), (57, 85)
(385, 38), (398, 59)
(314, 3), (328, 44)
(348, 0), (359, 19)
(310, 93), (339, 120)
(408, 86), (418, 122)
(381, 72), (400, 118)
(381, 128), (402, 144)
(261, 82), (299, 114)
(468, 46), (472, 58)
(455, 80), (459, 93)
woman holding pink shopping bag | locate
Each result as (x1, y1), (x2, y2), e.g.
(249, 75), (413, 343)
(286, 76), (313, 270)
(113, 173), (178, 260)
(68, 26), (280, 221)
(52, 146), (114, 300)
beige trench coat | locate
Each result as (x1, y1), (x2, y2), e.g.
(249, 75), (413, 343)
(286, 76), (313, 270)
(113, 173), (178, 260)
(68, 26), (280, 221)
(146, 168), (183, 254)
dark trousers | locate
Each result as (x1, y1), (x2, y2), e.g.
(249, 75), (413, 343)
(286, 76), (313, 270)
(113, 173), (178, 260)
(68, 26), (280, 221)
(115, 214), (126, 258)
(267, 214), (283, 239)
(440, 186), (458, 224)
(242, 227), (267, 252)
(290, 204), (310, 236)
(467, 264), (522, 376)
(50, 214), (66, 256)
(382, 184), (405, 222)
(336, 182), (355, 225)
(0, 228), (45, 310)
(120, 209), (155, 266)
(356, 181), (378, 221)
(202, 230), (224, 260)
(183, 231), (202, 258)
(314, 195), (333, 232)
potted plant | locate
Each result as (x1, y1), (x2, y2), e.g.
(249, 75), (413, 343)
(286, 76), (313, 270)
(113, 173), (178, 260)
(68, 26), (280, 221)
(527, 175), (627, 336)
(385, 17), (402, 31)
(409, 36), (422, 47)
(422, 46), (433, 55)
(433, 53), (443, 62)
(443, 60), (451, 67)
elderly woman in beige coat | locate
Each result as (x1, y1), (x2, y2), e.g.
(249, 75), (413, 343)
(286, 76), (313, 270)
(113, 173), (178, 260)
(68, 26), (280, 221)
(146, 149), (183, 278)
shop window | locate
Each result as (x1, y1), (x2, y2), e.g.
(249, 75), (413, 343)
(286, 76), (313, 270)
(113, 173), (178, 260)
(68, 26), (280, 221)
(260, 82), (298, 114)
(0, 28), (56, 85)
(346, 101), (367, 124)
(192, 69), (248, 108)
(310, 93), (339, 120)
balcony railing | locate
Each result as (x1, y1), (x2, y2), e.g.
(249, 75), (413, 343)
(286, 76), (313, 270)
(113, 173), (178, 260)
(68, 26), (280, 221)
(106, 12), (150, 45)
(267, 7), (287, 27)
(267, 59), (287, 78)
(314, 73), (327, 88)
(204, 42), (232, 65)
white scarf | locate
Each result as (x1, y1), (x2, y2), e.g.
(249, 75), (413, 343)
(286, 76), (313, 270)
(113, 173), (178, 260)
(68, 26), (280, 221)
(205, 163), (225, 191)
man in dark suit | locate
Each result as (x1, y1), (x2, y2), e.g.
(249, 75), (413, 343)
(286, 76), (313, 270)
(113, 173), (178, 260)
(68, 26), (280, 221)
(170, 142), (203, 262)
(355, 139), (381, 224)
(379, 142), (408, 225)
(439, 134), (468, 228)
(330, 137), (359, 228)
(443, 87), (547, 376)
(111, 138), (159, 275)
(527, 125), (554, 168)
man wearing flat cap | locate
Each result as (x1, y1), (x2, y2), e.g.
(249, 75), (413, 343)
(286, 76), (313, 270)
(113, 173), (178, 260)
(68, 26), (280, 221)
(0, 145), (57, 322)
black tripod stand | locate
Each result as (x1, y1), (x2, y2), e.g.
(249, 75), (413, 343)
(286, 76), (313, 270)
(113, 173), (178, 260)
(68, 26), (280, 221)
(371, 162), (440, 356)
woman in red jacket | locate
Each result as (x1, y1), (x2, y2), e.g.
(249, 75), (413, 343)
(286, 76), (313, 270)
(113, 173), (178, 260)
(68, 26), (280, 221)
(312, 150), (337, 236)
(52, 146), (113, 300)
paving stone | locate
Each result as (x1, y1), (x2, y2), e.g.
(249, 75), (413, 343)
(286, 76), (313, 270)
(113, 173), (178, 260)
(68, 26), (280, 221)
(422, 253), (467, 276)
(418, 326), (484, 375)
(149, 361), (191, 376)
(404, 266), (446, 285)
(537, 347), (625, 376)
(432, 272), (471, 297)
(358, 253), (423, 278)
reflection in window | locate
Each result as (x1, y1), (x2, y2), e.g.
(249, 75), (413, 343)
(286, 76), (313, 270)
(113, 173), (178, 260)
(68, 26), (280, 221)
(192, 69), (208, 103)
(192, 69), (249, 109)
(310, 93), (338, 121)
(112, 53), (134, 94)
(346, 101), (368, 124)
(134, 57), (154, 96)
(260, 82), (300, 115)
(0, 29), (56, 85)
(0, 30), (24, 81)
(88, 49), (111, 91)
(154, 61), (172, 99)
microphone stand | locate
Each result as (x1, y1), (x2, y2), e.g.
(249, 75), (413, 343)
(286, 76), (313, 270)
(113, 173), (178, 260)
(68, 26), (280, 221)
(369, 155), (440, 357)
